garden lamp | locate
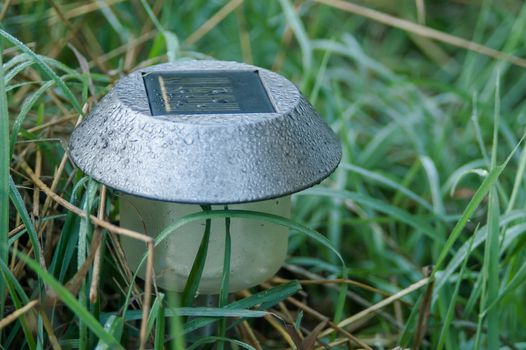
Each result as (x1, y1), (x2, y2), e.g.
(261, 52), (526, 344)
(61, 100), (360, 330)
(68, 60), (341, 294)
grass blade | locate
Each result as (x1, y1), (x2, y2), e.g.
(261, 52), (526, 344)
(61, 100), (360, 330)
(474, 186), (500, 348)
(0, 29), (82, 114)
(173, 308), (267, 318)
(17, 251), (123, 349)
(434, 211), (526, 296)
(147, 293), (165, 335)
(181, 206), (212, 307)
(303, 187), (439, 241)
(341, 162), (435, 213)
(4, 59), (33, 85)
(9, 176), (42, 263)
(277, 0), (312, 72)
(183, 281), (301, 334)
(187, 336), (255, 350)
(436, 235), (475, 350)
(78, 179), (98, 350)
(139, 0), (179, 61)
(433, 164), (505, 273)
(9, 80), (54, 156)
(475, 74), (501, 349)
(506, 136), (526, 212)
(0, 35), (9, 325)
(95, 315), (124, 350)
(154, 209), (345, 268)
(0, 260), (36, 349)
(420, 155), (445, 215)
(217, 206), (232, 350)
(154, 294), (165, 350)
(219, 210), (231, 304)
(167, 292), (186, 350)
(105, 307), (269, 322)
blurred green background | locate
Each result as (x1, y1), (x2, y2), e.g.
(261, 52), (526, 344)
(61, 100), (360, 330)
(2, 0), (526, 349)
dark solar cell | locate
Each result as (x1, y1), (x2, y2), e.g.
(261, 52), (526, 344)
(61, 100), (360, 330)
(143, 70), (275, 116)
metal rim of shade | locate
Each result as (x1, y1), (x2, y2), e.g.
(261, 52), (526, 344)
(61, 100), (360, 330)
(68, 60), (342, 204)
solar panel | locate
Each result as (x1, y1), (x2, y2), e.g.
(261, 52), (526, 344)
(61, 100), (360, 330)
(143, 70), (275, 116)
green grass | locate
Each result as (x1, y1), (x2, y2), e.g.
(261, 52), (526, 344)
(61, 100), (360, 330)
(0, 35), (10, 326)
(2, 0), (526, 348)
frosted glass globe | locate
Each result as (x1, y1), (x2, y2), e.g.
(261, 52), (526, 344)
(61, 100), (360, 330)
(119, 195), (291, 294)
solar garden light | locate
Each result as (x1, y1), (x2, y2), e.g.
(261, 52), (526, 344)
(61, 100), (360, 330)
(68, 60), (341, 295)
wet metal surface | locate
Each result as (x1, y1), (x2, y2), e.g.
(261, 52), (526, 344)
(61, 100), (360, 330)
(68, 60), (342, 204)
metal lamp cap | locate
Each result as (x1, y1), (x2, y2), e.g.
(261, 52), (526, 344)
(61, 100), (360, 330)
(68, 60), (341, 204)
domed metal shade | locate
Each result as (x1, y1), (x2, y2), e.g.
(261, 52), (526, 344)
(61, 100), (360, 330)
(69, 60), (341, 204)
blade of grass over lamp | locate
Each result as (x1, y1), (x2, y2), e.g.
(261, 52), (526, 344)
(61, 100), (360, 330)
(120, 195), (291, 293)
